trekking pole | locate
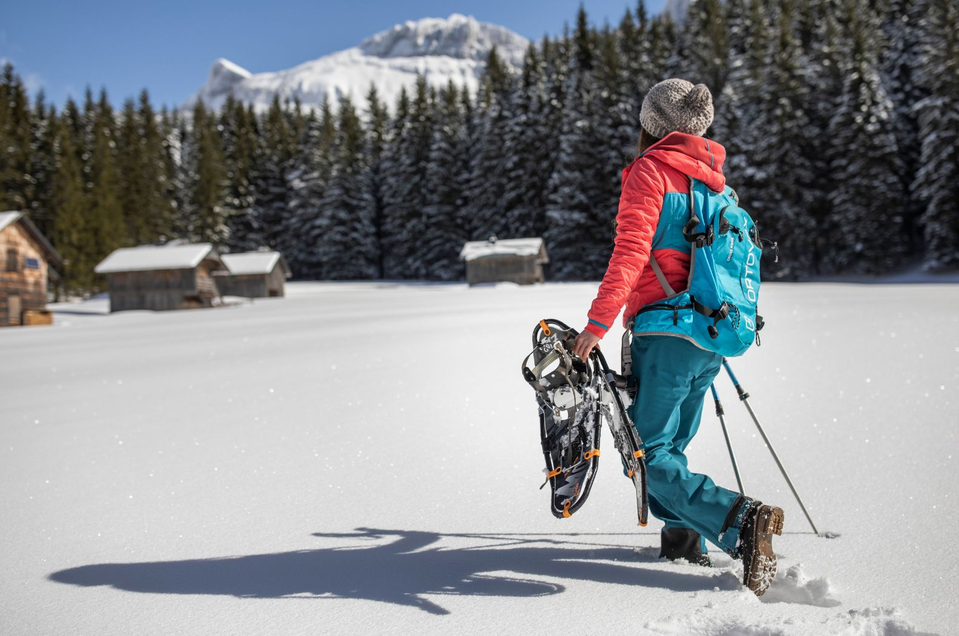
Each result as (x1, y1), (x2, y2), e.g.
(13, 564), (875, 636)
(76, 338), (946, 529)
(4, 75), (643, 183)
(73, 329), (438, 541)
(722, 360), (821, 536)
(710, 383), (745, 495)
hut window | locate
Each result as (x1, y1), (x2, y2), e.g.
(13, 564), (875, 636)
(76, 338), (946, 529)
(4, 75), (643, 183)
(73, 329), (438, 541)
(5, 248), (19, 273)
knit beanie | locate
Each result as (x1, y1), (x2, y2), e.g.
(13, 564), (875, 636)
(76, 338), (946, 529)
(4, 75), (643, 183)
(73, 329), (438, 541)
(639, 78), (714, 139)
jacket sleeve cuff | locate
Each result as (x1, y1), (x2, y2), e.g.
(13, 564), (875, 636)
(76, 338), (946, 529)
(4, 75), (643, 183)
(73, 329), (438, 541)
(584, 318), (609, 339)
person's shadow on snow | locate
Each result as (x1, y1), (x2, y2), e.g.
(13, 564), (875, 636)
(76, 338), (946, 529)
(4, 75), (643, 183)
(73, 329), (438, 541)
(49, 528), (737, 615)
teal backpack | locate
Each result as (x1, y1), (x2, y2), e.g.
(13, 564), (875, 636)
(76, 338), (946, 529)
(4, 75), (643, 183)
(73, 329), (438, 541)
(631, 178), (773, 357)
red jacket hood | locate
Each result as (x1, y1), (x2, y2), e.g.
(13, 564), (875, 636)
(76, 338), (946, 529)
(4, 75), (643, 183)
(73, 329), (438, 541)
(640, 132), (726, 192)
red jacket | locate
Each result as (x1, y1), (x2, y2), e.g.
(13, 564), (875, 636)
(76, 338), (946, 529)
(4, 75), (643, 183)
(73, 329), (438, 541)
(585, 132), (727, 339)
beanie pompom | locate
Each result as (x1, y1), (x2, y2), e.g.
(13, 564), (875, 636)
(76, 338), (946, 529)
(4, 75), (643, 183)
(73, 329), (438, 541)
(686, 84), (712, 111)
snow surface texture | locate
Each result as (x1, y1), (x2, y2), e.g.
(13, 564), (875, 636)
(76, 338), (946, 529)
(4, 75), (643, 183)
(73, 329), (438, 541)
(185, 14), (529, 113)
(2, 282), (955, 635)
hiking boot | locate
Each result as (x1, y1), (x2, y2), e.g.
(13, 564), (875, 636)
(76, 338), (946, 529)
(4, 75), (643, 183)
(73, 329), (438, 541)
(739, 503), (784, 596)
(660, 528), (712, 567)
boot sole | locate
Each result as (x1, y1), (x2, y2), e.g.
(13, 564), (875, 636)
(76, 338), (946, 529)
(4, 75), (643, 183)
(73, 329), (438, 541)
(743, 505), (784, 597)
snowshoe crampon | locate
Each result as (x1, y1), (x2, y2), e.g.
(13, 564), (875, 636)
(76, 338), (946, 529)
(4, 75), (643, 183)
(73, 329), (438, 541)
(521, 319), (649, 525)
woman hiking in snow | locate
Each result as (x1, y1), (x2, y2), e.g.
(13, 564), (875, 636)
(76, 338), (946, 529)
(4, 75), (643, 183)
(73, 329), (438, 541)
(571, 79), (784, 596)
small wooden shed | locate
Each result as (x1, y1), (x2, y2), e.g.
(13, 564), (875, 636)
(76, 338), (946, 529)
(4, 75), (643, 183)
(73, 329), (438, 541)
(459, 236), (549, 286)
(94, 242), (226, 312)
(216, 250), (291, 298)
(0, 211), (63, 327)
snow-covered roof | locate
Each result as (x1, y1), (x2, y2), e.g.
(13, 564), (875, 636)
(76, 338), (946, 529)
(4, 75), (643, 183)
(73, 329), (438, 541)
(219, 251), (291, 277)
(0, 210), (22, 233)
(0, 210), (64, 268)
(459, 237), (547, 262)
(94, 243), (219, 274)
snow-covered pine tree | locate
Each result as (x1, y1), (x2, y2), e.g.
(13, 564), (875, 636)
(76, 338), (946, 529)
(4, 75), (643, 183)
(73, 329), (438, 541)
(741, 0), (817, 277)
(249, 95), (296, 254)
(502, 43), (550, 241)
(361, 85), (389, 279)
(668, 0), (730, 95)
(880, 0), (926, 256)
(315, 96), (377, 279)
(545, 8), (616, 280)
(28, 94), (57, 238)
(826, 0), (906, 273)
(464, 47), (513, 242)
(712, 0), (770, 184)
(220, 95), (258, 252)
(420, 82), (471, 280)
(181, 99), (228, 246)
(913, 0), (959, 270)
(285, 98), (335, 278)
(381, 79), (432, 278)
(0, 64), (32, 212)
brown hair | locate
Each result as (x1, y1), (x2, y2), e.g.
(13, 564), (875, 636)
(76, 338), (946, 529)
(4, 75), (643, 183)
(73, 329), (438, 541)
(635, 127), (663, 157)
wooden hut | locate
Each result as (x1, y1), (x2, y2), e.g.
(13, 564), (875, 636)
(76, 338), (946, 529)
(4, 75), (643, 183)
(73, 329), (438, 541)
(0, 211), (63, 327)
(216, 250), (291, 298)
(459, 237), (549, 286)
(94, 242), (226, 312)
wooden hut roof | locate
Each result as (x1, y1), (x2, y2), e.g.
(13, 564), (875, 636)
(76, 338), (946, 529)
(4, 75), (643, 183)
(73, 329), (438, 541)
(94, 243), (220, 274)
(459, 237), (548, 263)
(219, 251), (291, 277)
(0, 210), (63, 269)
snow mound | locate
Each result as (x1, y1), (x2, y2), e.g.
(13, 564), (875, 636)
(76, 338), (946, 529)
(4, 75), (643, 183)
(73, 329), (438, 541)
(760, 563), (841, 607)
(186, 14), (528, 113)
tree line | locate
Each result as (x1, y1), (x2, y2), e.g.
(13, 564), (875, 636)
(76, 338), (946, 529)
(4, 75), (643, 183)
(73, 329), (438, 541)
(0, 0), (956, 294)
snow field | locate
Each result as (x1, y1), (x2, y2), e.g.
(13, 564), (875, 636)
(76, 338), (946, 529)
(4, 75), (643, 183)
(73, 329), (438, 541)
(1, 281), (956, 635)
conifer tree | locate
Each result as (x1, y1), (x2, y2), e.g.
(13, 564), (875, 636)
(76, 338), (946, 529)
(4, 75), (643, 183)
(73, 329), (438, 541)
(138, 90), (176, 242)
(465, 48), (513, 241)
(914, 0), (959, 269)
(881, 0), (928, 254)
(503, 44), (550, 240)
(88, 89), (126, 268)
(182, 99), (227, 245)
(250, 95), (296, 252)
(742, 0), (817, 277)
(362, 85), (390, 278)
(381, 80), (432, 278)
(220, 95), (258, 251)
(316, 96), (377, 279)
(422, 82), (471, 279)
(0, 64), (33, 211)
(826, 0), (906, 273)
(29, 94), (58, 236)
(286, 97), (335, 277)
(51, 109), (93, 293)
(545, 8), (616, 280)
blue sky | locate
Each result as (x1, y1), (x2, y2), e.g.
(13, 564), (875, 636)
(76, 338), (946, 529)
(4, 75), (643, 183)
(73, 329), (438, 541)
(1, 0), (666, 110)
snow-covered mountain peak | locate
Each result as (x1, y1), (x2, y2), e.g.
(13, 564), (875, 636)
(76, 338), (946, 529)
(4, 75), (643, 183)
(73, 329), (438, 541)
(185, 15), (529, 114)
(203, 58), (253, 97)
(358, 14), (527, 65)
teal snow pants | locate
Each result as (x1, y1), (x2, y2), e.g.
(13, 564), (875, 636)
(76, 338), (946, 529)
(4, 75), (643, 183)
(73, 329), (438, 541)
(627, 335), (744, 554)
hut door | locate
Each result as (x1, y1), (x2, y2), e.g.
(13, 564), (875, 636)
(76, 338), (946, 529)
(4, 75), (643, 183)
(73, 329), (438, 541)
(9, 295), (21, 325)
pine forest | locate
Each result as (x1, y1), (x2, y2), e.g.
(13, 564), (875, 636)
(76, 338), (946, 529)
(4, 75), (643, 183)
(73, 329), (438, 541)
(1, 0), (957, 294)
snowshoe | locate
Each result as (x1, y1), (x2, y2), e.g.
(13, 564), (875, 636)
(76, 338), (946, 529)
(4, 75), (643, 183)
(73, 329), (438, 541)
(521, 319), (648, 525)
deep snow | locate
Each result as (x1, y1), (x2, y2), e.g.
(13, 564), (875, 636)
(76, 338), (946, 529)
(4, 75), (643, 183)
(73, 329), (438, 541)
(1, 281), (956, 635)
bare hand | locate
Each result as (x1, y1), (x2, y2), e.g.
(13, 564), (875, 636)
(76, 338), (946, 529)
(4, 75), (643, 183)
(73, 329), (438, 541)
(572, 330), (601, 361)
